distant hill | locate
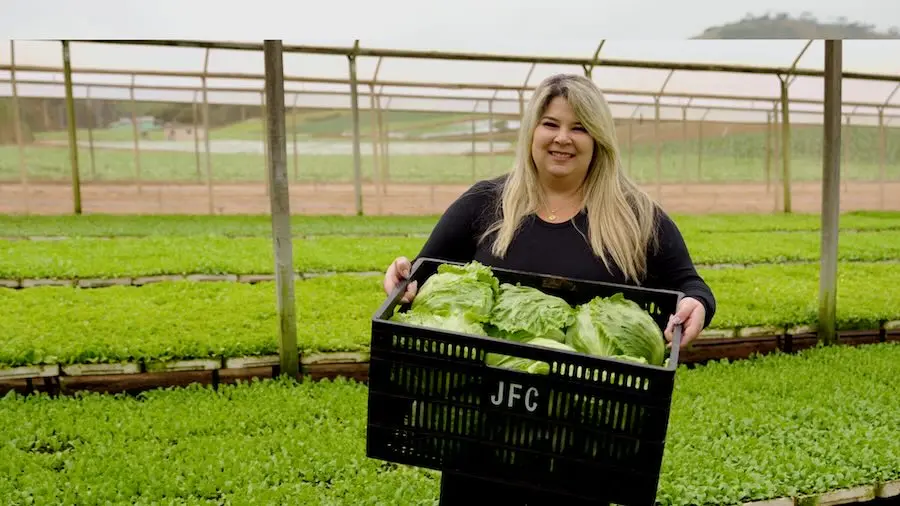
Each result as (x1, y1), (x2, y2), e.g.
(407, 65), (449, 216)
(693, 12), (900, 39)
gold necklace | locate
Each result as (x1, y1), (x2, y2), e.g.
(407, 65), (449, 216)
(546, 203), (570, 221)
(547, 204), (570, 221)
(544, 193), (580, 222)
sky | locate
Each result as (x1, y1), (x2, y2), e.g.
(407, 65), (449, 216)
(3, 0), (899, 45)
(2, 0), (899, 124)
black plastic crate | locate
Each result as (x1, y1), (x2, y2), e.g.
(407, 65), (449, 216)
(366, 257), (684, 506)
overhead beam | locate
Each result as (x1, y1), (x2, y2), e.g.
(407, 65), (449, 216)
(8, 75), (896, 123)
(80, 39), (900, 82)
(6, 64), (900, 111)
(1, 77), (527, 103)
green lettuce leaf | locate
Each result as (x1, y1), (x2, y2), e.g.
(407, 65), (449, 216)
(566, 302), (618, 357)
(409, 261), (500, 323)
(565, 293), (666, 366)
(391, 311), (487, 336)
(488, 283), (575, 343)
(487, 337), (578, 375)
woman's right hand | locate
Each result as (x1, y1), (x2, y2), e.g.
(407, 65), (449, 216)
(384, 256), (418, 304)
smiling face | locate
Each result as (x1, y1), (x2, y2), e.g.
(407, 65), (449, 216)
(530, 95), (595, 186)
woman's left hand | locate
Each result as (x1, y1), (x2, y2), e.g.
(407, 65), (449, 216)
(664, 297), (706, 349)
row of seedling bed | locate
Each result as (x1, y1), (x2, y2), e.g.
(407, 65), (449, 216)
(2, 319), (897, 396)
(0, 272), (369, 289)
(0, 351), (371, 396)
(2, 230), (900, 281)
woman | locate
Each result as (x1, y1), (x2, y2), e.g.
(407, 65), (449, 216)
(383, 73), (715, 348)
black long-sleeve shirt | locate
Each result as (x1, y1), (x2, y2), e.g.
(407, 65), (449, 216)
(415, 176), (717, 328)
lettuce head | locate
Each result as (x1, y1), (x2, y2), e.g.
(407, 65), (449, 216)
(408, 261), (500, 323)
(488, 283), (575, 343)
(565, 293), (666, 366)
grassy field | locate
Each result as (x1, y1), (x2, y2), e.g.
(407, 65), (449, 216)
(32, 109), (481, 143)
(30, 110), (900, 163)
(638, 121), (900, 164)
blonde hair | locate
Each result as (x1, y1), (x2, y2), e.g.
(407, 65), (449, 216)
(482, 73), (659, 282)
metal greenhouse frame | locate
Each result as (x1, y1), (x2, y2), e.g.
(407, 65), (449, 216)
(0, 38), (886, 368)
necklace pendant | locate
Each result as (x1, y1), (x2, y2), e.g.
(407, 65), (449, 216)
(547, 213), (557, 221)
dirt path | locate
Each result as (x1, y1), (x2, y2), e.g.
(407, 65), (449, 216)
(1, 180), (898, 215)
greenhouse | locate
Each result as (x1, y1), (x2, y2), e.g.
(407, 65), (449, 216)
(0, 38), (898, 505)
